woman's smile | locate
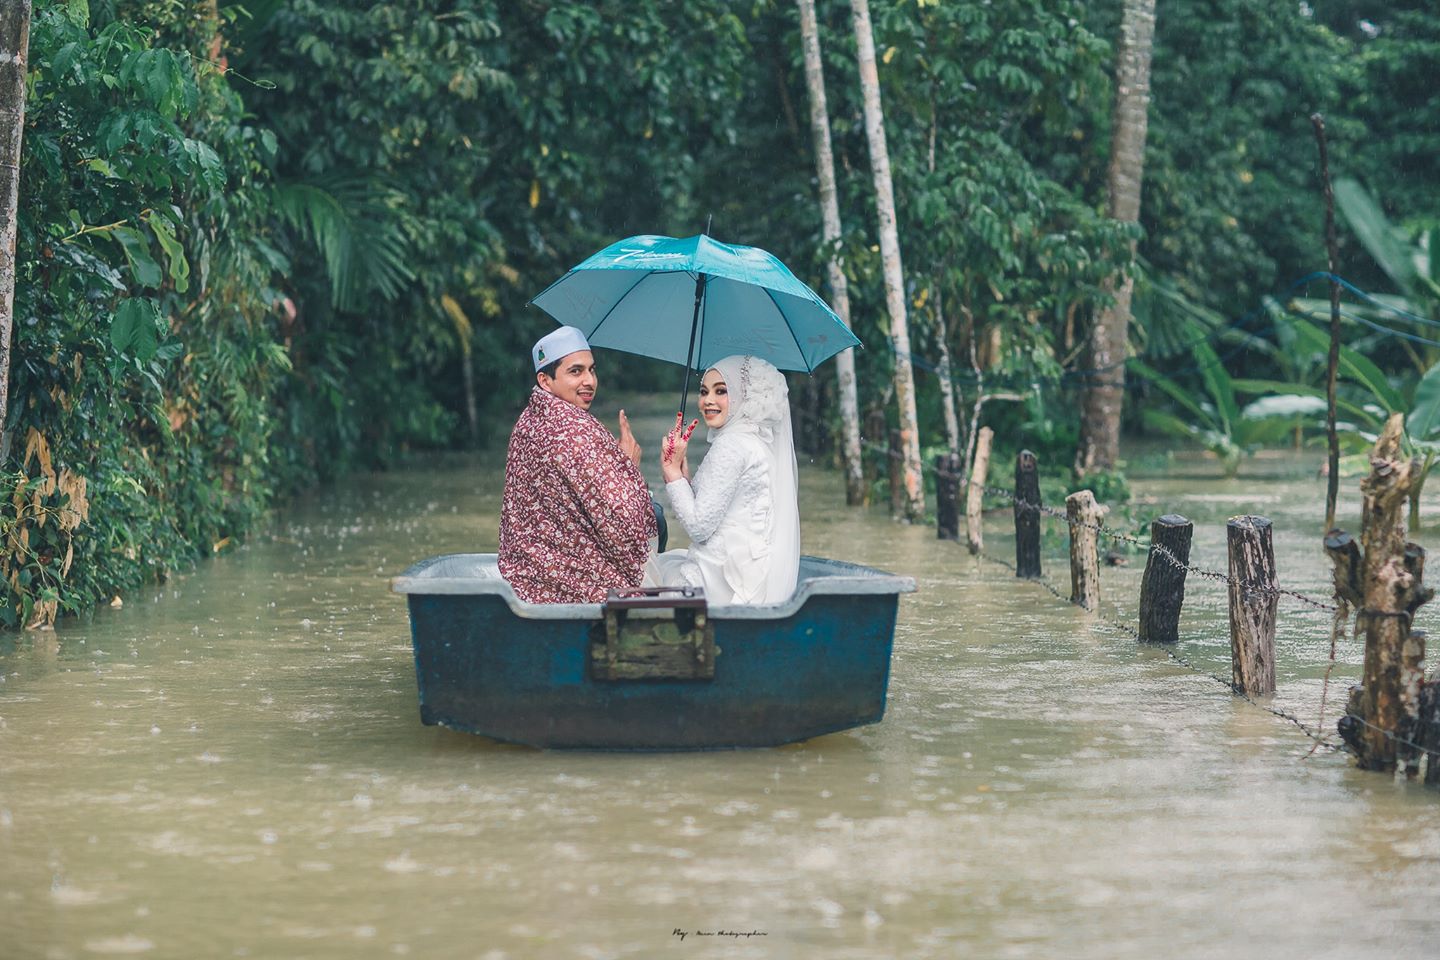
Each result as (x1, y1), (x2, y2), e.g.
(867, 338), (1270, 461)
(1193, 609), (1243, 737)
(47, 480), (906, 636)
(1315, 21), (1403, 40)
(698, 369), (729, 426)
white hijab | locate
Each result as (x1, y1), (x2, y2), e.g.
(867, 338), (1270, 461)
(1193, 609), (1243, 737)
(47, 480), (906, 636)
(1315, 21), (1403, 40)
(706, 355), (800, 602)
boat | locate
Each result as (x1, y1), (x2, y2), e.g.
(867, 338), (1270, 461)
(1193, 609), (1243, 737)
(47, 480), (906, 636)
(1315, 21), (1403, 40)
(391, 553), (916, 750)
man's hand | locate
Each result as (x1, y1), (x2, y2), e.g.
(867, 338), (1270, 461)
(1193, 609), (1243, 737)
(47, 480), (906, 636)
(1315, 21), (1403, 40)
(618, 410), (642, 465)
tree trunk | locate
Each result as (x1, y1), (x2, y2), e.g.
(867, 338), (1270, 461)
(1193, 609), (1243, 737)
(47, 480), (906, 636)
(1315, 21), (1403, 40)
(0, 1), (31, 449)
(796, 0), (864, 506)
(851, 0), (924, 520)
(965, 426), (993, 556)
(1074, 0), (1156, 478)
(1348, 415), (1432, 771)
(933, 288), (961, 457)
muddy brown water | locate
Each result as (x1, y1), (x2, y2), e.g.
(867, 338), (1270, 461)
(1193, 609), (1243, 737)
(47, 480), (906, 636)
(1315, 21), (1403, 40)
(3, 396), (1440, 958)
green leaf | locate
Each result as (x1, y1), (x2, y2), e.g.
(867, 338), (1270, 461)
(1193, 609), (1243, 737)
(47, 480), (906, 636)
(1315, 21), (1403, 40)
(1408, 360), (1440, 439)
(148, 214), (190, 294)
(1129, 358), (1214, 427)
(110, 298), (162, 361)
(110, 226), (163, 288)
(64, 0), (90, 28)
(1334, 177), (1419, 299)
(181, 139), (226, 190)
(1230, 378), (1382, 427)
(153, 339), (185, 362)
(1287, 315), (1406, 413)
(1192, 339), (1237, 436)
(52, 42), (83, 77)
(1241, 395), (1328, 419)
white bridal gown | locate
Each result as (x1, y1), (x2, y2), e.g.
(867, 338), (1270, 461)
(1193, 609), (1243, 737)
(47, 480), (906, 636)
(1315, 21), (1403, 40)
(646, 355), (801, 606)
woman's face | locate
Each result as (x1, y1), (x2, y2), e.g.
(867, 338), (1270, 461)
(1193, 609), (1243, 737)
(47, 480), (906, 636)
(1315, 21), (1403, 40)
(698, 368), (730, 428)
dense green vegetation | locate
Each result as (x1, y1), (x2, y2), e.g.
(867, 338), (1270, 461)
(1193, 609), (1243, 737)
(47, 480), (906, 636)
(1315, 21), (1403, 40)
(4, 0), (1436, 627)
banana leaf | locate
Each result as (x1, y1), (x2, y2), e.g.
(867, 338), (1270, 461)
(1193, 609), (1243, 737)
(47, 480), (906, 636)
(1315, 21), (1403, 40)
(1285, 316), (1406, 413)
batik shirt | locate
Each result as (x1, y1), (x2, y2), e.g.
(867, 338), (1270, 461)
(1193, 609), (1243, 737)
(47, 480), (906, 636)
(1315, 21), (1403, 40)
(499, 387), (657, 603)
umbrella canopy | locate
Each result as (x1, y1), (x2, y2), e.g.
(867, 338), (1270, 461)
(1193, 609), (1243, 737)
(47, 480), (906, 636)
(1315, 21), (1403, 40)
(529, 234), (860, 381)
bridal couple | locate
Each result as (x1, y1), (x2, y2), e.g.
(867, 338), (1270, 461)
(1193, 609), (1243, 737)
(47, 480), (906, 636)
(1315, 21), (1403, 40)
(498, 325), (800, 606)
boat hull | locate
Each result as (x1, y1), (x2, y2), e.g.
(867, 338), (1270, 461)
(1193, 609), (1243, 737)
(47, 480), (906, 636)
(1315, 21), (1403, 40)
(394, 554), (914, 750)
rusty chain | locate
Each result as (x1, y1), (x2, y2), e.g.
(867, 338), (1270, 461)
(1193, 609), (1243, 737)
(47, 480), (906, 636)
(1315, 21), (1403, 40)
(836, 423), (1340, 613)
(972, 549), (1345, 753)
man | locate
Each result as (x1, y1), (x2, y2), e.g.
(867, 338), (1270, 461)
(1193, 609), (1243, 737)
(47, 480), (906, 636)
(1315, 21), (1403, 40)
(498, 326), (658, 603)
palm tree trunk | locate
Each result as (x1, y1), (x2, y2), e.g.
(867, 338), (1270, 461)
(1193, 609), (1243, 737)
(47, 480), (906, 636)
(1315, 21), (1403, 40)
(796, 0), (864, 505)
(851, 0), (924, 520)
(1075, 0), (1156, 478)
(0, 1), (31, 451)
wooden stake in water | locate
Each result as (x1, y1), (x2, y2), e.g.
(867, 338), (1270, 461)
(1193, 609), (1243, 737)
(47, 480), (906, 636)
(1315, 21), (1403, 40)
(1014, 450), (1041, 579)
(1138, 514), (1193, 643)
(1343, 415), (1432, 771)
(935, 453), (961, 541)
(1066, 490), (1106, 610)
(1227, 515), (1277, 695)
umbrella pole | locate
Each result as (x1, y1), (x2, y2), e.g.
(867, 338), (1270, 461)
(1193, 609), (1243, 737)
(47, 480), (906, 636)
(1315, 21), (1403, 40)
(679, 273), (707, 418)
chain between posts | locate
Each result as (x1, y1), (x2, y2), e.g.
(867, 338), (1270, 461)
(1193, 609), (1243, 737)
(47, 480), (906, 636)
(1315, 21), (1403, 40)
(832, 423), (1340, 613)
(957, 474), (1341, 614)
(972, 549), (1345, 753)
(796, 381), (1432, 760)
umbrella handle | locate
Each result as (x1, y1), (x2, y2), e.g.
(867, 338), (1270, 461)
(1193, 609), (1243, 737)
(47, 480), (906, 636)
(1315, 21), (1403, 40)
(679, 273), (707, 418)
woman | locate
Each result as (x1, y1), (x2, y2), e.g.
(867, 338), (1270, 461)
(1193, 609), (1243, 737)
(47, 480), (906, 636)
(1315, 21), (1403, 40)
(646, 355), (800, 604)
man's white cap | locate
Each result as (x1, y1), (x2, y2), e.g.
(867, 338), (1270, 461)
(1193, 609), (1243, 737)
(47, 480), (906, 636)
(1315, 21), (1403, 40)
(533, 325), (591, 372)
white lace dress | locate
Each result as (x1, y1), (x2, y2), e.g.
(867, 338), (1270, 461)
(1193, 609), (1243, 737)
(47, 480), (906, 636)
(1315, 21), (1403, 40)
(647, 431), (779, 605)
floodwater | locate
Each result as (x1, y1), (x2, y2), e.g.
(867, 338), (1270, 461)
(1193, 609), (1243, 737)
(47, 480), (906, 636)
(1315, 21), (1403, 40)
(3, 396), (1440, 960)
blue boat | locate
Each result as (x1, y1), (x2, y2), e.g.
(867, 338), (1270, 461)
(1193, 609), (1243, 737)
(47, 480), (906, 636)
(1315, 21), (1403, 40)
(391, 554), (916, 750)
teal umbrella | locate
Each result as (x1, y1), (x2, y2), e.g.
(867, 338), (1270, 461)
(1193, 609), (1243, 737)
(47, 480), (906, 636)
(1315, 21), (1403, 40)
(529, 233), (860, 414)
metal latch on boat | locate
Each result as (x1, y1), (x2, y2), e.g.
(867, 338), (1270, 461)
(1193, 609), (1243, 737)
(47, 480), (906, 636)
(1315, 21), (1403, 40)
(594, 587), (715, 681)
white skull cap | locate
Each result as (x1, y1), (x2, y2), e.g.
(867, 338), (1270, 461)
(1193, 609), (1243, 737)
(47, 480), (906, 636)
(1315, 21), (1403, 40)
(533, 325), (591, 372)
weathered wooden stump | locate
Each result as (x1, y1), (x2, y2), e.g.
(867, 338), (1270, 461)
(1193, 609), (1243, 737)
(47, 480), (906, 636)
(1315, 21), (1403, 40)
(935, 453), (961, 541)
(966, 426), (993, 556)
(1138, 514), (1193, 643)
(1418, 680), (1440, 787)
(1338, 414), (1433, 772)
(1013, 449), (1041, 579)
(1323, 529), (1362, 610)
(1066, 490), (1106, 610)
(1227, 515), (1277, 695)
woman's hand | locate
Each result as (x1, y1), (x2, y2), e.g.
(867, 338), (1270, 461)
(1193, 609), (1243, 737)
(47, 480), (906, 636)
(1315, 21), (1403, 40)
(660, 412), (698, 483)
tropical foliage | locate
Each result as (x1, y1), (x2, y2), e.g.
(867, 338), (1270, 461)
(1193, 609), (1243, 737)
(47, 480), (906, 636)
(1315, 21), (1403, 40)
(5, 0), (1439, 627)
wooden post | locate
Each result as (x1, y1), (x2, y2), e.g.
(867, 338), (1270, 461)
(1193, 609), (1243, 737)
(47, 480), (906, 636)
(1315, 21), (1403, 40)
(1066, 490), (1106, 609)
(1138, 514), (1193, 643)
(966, 426), (993, 555)
(1343, 414), (1433, 772)
(888, 428), (904, 519)
(1227, 515), (1277, 695)
(1014, 449), (1041, 579)
(1323, 529), (1363, 610)
(935, 453), (960, 540)
(1419, 680), (1440, 787)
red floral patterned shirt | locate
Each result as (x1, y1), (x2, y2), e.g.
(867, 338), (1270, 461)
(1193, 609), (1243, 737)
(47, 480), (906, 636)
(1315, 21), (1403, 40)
(498, 388), (657, 603)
